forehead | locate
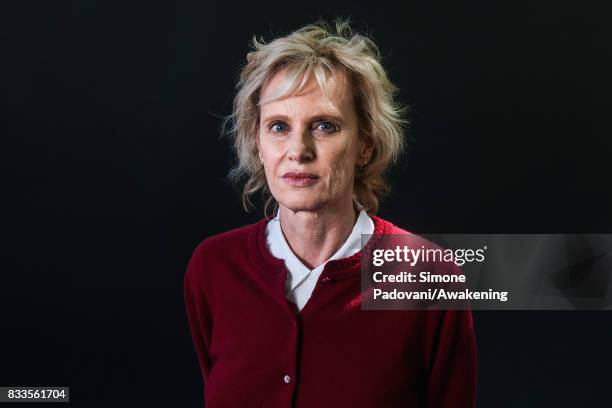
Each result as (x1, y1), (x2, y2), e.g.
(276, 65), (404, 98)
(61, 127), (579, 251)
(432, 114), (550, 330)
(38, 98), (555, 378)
(259, 69), (355, 119)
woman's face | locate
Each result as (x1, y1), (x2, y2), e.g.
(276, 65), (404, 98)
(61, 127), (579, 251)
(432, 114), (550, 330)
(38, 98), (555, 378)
(257, 70), (371, 213)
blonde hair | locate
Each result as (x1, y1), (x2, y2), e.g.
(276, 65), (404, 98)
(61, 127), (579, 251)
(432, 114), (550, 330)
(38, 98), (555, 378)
(223, 18), (407, 216)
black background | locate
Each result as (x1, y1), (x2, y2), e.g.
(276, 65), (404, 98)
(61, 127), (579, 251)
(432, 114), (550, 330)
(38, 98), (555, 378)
(2, 0), (611, 406)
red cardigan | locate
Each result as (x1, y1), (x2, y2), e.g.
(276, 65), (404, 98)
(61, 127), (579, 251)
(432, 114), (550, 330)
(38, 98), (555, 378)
(184, 215), (477, 407)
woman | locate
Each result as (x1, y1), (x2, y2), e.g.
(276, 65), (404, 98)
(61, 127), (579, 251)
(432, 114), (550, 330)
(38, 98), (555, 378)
(184, 19), (477, 407)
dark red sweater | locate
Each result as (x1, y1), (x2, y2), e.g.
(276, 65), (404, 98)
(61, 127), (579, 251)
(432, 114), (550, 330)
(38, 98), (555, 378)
(184, 215), (477, 407)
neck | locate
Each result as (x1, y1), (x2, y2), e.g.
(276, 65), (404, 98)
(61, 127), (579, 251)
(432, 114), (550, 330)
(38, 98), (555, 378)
(279, 199), (359, 270)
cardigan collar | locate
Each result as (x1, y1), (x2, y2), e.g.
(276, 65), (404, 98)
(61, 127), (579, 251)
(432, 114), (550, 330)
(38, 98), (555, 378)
(249, 213), (396, 282)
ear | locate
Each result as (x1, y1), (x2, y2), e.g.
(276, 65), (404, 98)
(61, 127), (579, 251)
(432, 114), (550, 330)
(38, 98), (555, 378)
(358, 137), (374, 165)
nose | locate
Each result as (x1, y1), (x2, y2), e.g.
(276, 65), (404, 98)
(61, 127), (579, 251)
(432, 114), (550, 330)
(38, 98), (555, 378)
(287, 127), (315, 163)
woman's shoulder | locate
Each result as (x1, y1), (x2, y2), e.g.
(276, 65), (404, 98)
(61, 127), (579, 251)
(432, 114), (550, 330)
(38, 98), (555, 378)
(185, 219), (269, 285)
(369, 214), (411, 235)
(191, 219), (266, 258)
(369, 214), (450, 252)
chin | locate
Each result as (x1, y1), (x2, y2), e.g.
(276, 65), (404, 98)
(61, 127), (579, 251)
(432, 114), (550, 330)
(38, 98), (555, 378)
(276, 193), (328, 213)
(282, 200), (325, 213)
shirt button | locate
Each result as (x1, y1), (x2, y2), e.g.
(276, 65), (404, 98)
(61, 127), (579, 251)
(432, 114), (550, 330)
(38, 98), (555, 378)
(283, 374), (291, 384)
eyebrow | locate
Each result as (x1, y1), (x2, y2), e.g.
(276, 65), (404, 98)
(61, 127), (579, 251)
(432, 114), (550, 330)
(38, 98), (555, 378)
(260, 114), (346, 126)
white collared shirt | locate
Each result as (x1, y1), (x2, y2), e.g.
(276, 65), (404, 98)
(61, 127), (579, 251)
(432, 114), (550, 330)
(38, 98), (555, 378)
(265, 203), (375, 312)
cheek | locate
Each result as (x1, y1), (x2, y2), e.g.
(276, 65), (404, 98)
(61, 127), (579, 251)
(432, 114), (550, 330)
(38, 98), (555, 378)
(325, 144), (357, 188)
(260, 142), (281, 170)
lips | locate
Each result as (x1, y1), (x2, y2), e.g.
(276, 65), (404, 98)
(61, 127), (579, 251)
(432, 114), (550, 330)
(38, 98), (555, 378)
(283, 172), (319, 179)
(282, 172), (320, 186)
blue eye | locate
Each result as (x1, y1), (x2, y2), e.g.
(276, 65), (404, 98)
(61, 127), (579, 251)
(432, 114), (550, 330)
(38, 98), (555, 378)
(270, 122), (288, 133)
(317, 121), (338, 133)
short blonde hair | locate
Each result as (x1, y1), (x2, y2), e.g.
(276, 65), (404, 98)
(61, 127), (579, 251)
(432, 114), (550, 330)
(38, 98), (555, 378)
(223, 18), (407, 216)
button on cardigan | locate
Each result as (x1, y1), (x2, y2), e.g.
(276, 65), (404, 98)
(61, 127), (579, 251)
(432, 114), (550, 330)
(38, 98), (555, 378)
(184, 215), (477, 407)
